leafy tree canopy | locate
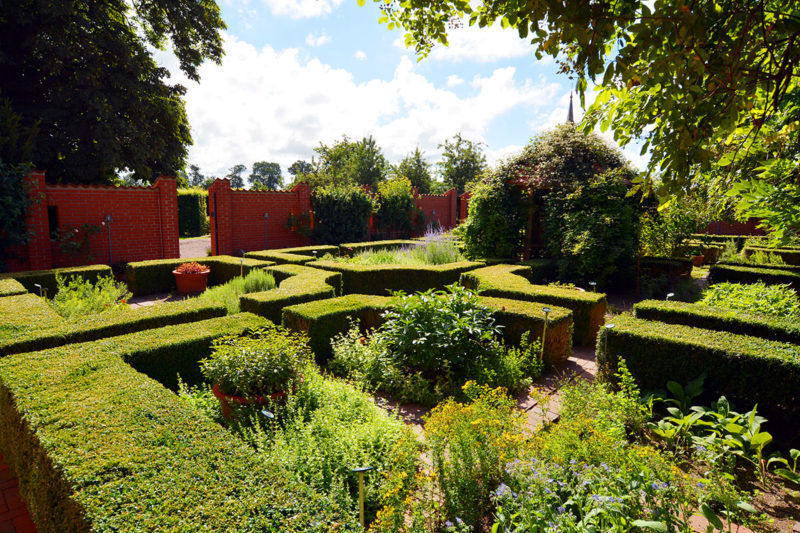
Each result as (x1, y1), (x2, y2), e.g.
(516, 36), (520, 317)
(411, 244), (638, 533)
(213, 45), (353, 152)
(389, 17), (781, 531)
(438, 133), (487, 194)
(372, 0), (800, 240)
(288, 160), (313, 177)
(225, 164), (247, 189)
(309, 135), (388, 189)
(392, 147), (433, 194)
(250, 161), (283, 190)
(0, 0), (225, 184)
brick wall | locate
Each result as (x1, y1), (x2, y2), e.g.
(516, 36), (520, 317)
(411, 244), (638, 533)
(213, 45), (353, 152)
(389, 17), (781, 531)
(8, 172), (179, 272)
(459, 191), (471, 223)
(415, 188), (458, 230)
(702, 219), (765, 236)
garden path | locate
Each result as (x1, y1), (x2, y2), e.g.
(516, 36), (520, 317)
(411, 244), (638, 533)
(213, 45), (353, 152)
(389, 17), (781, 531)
(0, 454), (36, 533)
(179, 236), (211, 258)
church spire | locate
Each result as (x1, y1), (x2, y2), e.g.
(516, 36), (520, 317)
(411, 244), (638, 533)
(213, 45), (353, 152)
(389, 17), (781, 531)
(567, 92), (574, 123)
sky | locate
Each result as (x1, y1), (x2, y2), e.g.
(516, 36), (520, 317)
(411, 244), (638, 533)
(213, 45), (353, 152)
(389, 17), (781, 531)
(154, 0), (649, 182)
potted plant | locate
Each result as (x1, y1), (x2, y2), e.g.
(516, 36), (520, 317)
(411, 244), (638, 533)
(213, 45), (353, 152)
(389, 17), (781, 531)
(200, 326), (310, 418)
(688, 247), (704, 267)
(173, 262), (211, 294)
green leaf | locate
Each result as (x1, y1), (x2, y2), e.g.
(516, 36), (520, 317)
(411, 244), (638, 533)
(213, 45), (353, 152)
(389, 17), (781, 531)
(632, 520), (668, 532)
(700, 503), (724, 530)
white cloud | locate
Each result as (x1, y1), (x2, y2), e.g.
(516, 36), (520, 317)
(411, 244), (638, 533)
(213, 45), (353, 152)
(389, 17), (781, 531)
(305, 32), (331, 47)
(156, 35), (561, 177)
(354, 50), (367, 61)
(395, 24), (538, 63)
(446, 75), (464, 88)
(261, 0), (344, 19)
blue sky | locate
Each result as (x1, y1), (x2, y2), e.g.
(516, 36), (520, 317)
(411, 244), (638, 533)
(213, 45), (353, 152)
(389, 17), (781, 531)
(155, 0), (647, 181)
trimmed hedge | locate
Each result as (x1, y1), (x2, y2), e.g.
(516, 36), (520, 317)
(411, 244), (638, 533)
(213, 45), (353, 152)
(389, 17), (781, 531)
(0, 313), (356, 532)
(177, 188), (209, 237)
(518, 259), (557, 283)
(633, 299), (800, 345)
(311, 260), (484, 295)
(744, 246), (800, 265)
(240, 264), (342, 324)
(0, 264), (113, 296)
(126, 256), (275, 296)
(709, 264), (800, 291)
(460, 264), (606, 347)
(0, 294), (65, 343)
(0, 297), (226, 357)
(0, 278), (27, 297)
(282, 294), (574, 365)
(717, 260), (800, 273)
(638, 256), (692, 279)
(338, 239), (418, 256)
(690, 234), (764, 251)
(245, 245), (340, 266)
(596, 314), (800, 422)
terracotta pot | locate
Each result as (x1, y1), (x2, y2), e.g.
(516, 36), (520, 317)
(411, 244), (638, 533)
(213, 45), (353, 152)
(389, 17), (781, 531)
(212, 382), (296, 419)
(172, 269), (210, 294)
(691, 255), (704, 267)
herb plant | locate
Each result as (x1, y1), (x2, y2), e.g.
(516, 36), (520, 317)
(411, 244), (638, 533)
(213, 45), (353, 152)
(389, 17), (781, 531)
(700, 281), (800, 319)
(49, 274), (131, 320)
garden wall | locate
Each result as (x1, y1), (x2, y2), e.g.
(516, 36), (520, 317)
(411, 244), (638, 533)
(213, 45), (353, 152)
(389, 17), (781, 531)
(701, 218), (764, 236)
(415, 189), (458, 230)
(8, 172), (179, 272)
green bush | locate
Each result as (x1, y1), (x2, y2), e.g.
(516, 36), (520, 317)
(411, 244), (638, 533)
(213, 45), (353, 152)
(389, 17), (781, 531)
(333, 239), (464, 266)
(375, 176), (416, 237)
(460, 264), (606, 347)
(718, 259), (800, 272)
(456, 173), (524, 259)
(639, 256), (693, 278)
(0, 159), (32, 273)
(177, 188), (209, 237)
(201, 325), (311, 396)
(0, 297), (226, 358)
(245, 245), (339, 265)
(198, 269), (276, 314)
(0, 278), (26, 297)
(0, 313), (357, 531)
(633, 299), (800, 345)
(744, 246), (800, 265)
(49, 274), (131, 320)
(239, 264), (342, 324)
(338, 239), (418, 255)
(709, 264), (800, 292)
(639, 204), (705, 258)
(125, 255), (274, 296)
(597, 314), (800, 423)
(543, 169), (641, 287)
(312, 184), (374, 244)
(0, 264), (112, 296)
(700, 281), (800, 319)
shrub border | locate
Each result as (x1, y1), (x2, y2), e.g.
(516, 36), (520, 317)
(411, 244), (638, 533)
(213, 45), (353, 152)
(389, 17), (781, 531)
(0, 264), (113, 296)
(709, 264), (800, 291)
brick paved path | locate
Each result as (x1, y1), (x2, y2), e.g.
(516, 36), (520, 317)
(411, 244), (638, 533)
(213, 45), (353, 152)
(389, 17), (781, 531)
(0, 455), (36, 533)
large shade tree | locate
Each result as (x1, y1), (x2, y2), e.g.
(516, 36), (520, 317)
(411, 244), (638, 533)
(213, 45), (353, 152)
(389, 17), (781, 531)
(371, 0), (800, 240)
(0, 0), (225, 184)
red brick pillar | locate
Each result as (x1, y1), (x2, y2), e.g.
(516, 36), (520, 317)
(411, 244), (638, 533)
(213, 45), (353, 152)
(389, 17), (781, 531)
(208, 179), (233, 256)
(25, 171), (53, 270)
(446, 188), (458, 229)
(154, 176), (180, 259)
(459, 192), (471, 223)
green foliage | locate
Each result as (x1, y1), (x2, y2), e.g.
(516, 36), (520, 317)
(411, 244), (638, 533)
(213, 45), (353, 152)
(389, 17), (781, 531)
(457, 173), (524, 259)
(0, 278), (26, 297)
(0, 264), (112, 297)
(200, 325), (311, 396)
(0, 0), (225, 183)
(332, 239), (464, 266)
(544, 169), (641, 287)
(308, 135), (388, 189)
(311, 183), (374, 244)
(177, 188), (209, 237)
(640, 203), (706, 258)
(224, 164), (247, 189)
(393, 147), (432, 193)
(250, 161), (283, 190)
(375, 176), (416, 237)
(426, 383), (528, 530)
(700, 281), (800, 319)
(198, 269), (276, 314)
(437, 133), (487, 194)
(0, 293), (65, 345)
(236, 370), (420, 523)
(0, 314), (357, 531)
(709, 263), (800, 292)
(49, 274), (130, 320)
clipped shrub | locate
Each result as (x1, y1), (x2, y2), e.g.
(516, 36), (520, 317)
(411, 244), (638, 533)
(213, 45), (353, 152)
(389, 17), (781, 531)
(338, 239), (418, 256)
(597, 314), (800, 423)
(461, 264), (606, 347)
(0, 264), (112, 296)
(633, 299), (800, 345)
(375, 176), (415, 237)
(0, 314), (357, 531)
(0, 293), (64, 345)
(639, 256), (693, 278)
(312, 184), (374, 244)
(700, 281), (800, 319)
(457, 173), (524, 259)
(0, 278), (26, 297)
(177, 188), (209, 237)
(245, 245), (339, 265)
(744, 246), (800, 265)
(709, 264), (800, 292)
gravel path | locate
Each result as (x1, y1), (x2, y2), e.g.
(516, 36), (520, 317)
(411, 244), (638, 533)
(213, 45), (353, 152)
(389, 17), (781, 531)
(180, 237), (210, 258)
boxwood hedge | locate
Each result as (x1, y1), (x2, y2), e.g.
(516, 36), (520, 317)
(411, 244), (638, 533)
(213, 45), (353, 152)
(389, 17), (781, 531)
(596, 314), (800, 422)
(633, 299), (800, 345)
(0, 297), (227, 357)
(311, 259), (484, 296)
(177, 188), (209, 237)
(709, 264), (800, 291)
(338, 239), (418, 256)
(239, 264), (342, 324)
(126, 256), (275, 296)
(744, 246), (800, 265)
(0, 314), (357, 532)
(717, 260), (800, 273)
(638, 256), (692, 279)
(460, 264), (606, 347)
(0, 278), (26, 297)
(0, 264), (113, 296)
(282, 294), (574, 365)
(245, 245), (340, 265)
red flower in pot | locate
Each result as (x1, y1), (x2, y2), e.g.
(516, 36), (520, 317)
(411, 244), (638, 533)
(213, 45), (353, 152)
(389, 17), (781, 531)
(173, 262), (211, 294)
